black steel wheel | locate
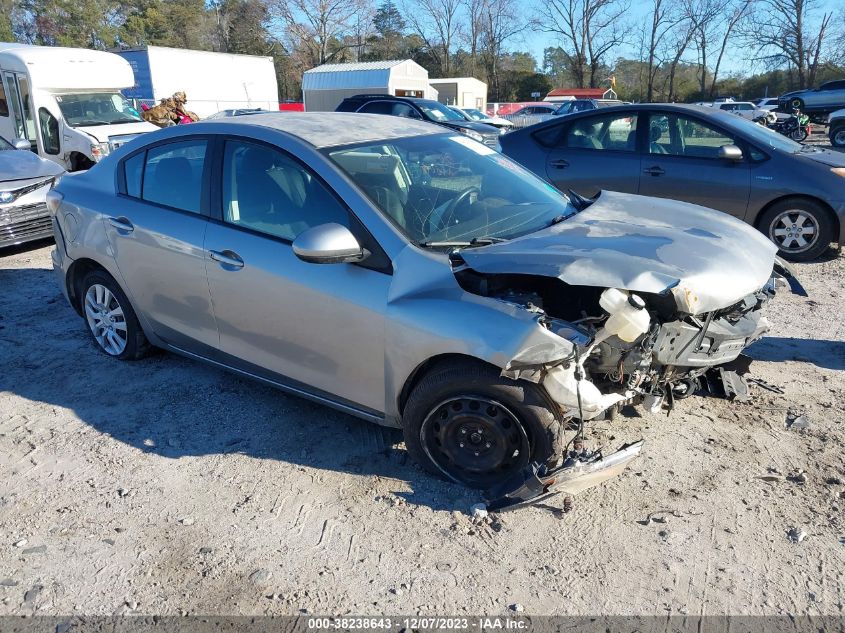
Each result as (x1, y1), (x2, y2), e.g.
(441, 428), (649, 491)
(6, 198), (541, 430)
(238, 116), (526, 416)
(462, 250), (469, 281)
(402, 360), (564, 489)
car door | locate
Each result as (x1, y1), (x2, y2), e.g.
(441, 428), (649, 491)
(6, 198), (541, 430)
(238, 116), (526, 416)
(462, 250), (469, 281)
(203, 137), (390, 414)
(638, 111), (751, 217)
(543, 110), (641, 197)
(105, 137), (219, 353)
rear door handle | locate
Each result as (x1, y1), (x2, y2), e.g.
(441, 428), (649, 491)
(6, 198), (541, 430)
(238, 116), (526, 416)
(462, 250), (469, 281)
(209, 249), (244, 269)
(550, 159), (569, 169)
(107, 216), (134, 233)
(643, 166), (665, 176)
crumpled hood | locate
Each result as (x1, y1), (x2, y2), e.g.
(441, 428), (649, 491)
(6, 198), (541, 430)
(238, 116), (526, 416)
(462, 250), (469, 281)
(76, 121), (158, 142)
(459, 190), (778, 314)
(0, 150), (64, 183)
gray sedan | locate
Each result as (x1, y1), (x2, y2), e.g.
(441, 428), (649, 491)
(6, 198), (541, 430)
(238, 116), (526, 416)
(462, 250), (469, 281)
(501, 103), (845, 261)
(1, 135), (64, 248)
(49, 113), (793, 497)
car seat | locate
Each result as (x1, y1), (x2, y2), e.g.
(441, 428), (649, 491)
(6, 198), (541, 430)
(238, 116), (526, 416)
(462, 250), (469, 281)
(649, 124), (668, 154)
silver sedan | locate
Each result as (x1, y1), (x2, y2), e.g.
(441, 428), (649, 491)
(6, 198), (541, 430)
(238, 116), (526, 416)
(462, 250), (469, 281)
(49, 113), (794, 498)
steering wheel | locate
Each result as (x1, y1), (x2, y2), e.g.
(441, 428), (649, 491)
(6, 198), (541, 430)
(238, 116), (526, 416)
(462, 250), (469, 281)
(427, 186), (481, 234)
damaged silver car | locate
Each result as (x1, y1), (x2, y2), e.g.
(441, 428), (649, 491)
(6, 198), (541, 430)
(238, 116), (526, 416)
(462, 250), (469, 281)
(48, 113), (800, 507)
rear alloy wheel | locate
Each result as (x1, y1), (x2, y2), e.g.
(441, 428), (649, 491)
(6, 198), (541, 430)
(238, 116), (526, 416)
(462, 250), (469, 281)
(830, 125), (845, 148)
(403, 361), (563, 489)
(81, 270), (150, 360)
(760, 199), (833, 262)
(790, 98), (804, 111)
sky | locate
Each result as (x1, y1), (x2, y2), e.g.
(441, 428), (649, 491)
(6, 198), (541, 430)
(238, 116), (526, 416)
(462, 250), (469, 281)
(521, 0), (842, 79)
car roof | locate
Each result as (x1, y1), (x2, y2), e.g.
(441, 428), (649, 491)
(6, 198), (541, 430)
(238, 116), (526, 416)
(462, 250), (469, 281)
(518, 102), (753, 134)
(195, 112), (442, 148)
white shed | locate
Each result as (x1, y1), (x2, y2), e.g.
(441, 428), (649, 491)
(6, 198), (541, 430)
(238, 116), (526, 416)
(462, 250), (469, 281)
(302, 60), (436, 112)
(428, 77), (487, 109)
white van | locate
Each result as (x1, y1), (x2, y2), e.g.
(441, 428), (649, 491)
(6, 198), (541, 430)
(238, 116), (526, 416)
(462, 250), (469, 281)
(0, 43), (158, 171)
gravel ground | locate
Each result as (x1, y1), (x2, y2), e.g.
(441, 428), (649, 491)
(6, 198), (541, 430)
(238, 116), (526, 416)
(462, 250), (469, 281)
(1, 231), (844, 616)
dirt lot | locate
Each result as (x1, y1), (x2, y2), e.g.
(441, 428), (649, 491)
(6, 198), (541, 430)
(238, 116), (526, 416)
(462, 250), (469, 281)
(1, 234), (844, 617)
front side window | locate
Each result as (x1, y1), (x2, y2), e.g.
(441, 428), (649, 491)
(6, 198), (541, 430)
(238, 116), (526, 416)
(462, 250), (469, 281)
(564, 113), (638, 151)
(55, 92), (143, 127)
(326, 134), (576, 245)
(648, 114), (735, 158)
(140, 140), (207, 212)
(38, 108), (60, 154)
(222, 140), (349, 241)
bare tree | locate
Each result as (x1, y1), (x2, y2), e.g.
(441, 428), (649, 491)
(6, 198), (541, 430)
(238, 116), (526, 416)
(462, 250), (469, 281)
(535, 0), (630, 88)
(402, 0), (461, 76)
(478, 0), (526, 99)
(642, 0), (686, 101)
(706, 0), (751, 97)
(744, 0), (831, 89)
(271, 0), (371, 67)
(461, 0), (484, 75)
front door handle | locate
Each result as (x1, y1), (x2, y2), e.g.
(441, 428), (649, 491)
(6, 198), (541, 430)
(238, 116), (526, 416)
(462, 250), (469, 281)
(107, 216), (134, 233)
(209, 249), (244, 269)
(643, 166), (665, 176)
(550, 159), (569, 169)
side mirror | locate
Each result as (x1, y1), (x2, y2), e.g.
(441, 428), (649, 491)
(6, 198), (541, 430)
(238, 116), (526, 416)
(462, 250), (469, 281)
(292, 222), (368, 264)
(718, 144), (743, 161)
(13, 139), (30, 150)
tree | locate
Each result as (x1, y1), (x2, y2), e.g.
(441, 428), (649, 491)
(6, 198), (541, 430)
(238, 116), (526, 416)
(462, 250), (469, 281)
(271, 0), (370, 67)
(212, 0), (275, 55)
(535, 0), (629, 88)
(744, 0), (832, 89)
(401, 0), (461, 76)
(367, 1), (405, 59)
(478, 0), (526, 100)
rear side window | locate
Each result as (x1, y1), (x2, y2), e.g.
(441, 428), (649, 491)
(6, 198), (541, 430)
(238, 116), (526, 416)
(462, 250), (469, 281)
(564, 113), (638, 151)
(125, 140), (207, 213)
(124, 152), (145, 197)
(0, 81), (8, 117)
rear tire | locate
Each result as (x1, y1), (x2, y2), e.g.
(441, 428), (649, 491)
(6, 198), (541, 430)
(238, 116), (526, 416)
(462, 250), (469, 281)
(402, 360), (564, 489)
(790, 98), (804, 112)
(80, 270), (150, 360)
(759, 199), (833, 262)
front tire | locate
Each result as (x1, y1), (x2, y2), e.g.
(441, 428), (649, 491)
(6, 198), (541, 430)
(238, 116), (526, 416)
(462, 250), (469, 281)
(81, 270), (150, 360)
(402, 360), (564, 489)
(830, 124), (845, 148)
(759, 199), (833, 262)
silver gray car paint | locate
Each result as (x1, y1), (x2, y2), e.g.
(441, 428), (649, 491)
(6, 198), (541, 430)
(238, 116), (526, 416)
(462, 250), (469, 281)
(459, 190), (778, 314)
(0, 147), (64, 182)
(51, 113), (781, 431)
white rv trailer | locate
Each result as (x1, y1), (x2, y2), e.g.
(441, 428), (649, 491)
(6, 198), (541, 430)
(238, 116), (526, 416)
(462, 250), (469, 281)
(0, 43), (158, 171)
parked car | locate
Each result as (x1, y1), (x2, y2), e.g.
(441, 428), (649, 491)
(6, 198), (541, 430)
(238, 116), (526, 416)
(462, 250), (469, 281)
(1, 134), (64, 248)
(828, 108), (845, 148)
(713, 101), (777, 122)
(49, 112), (795, 498)
(500, 103), (845, 261)
(756, 98), (780, 111)
(501, 103), (559, 128)
(778, 80), (845, 120)
(336, 94), (500, 149)
(450, 106), (513, 131)
(554, 98), (625, 115)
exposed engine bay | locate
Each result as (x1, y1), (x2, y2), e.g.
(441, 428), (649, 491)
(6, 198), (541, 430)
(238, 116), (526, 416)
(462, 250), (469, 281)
(453, 260), (804, 512)
(455, 266), (786, 421)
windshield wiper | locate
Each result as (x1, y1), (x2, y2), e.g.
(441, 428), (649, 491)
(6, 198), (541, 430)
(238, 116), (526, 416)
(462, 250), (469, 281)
(73, 120), (111, 126)
(421, 236), (508, 248)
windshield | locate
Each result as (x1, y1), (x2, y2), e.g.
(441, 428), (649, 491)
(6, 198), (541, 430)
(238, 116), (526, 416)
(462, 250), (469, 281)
(0, 136), (12, 151)
(728, 115), (804, 153)
(55, 93), (143, 127)
(417, 101), (466, 122)
(464, 109), (488, 120)
(326, 134), (576, 245)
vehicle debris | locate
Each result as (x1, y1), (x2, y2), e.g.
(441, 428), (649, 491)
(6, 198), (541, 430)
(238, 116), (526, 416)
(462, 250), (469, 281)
(746, 377), (785, 394)
(786, 414), (812, 430)
(787, 527), (808, 543)
(484, 441), (644, 512)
